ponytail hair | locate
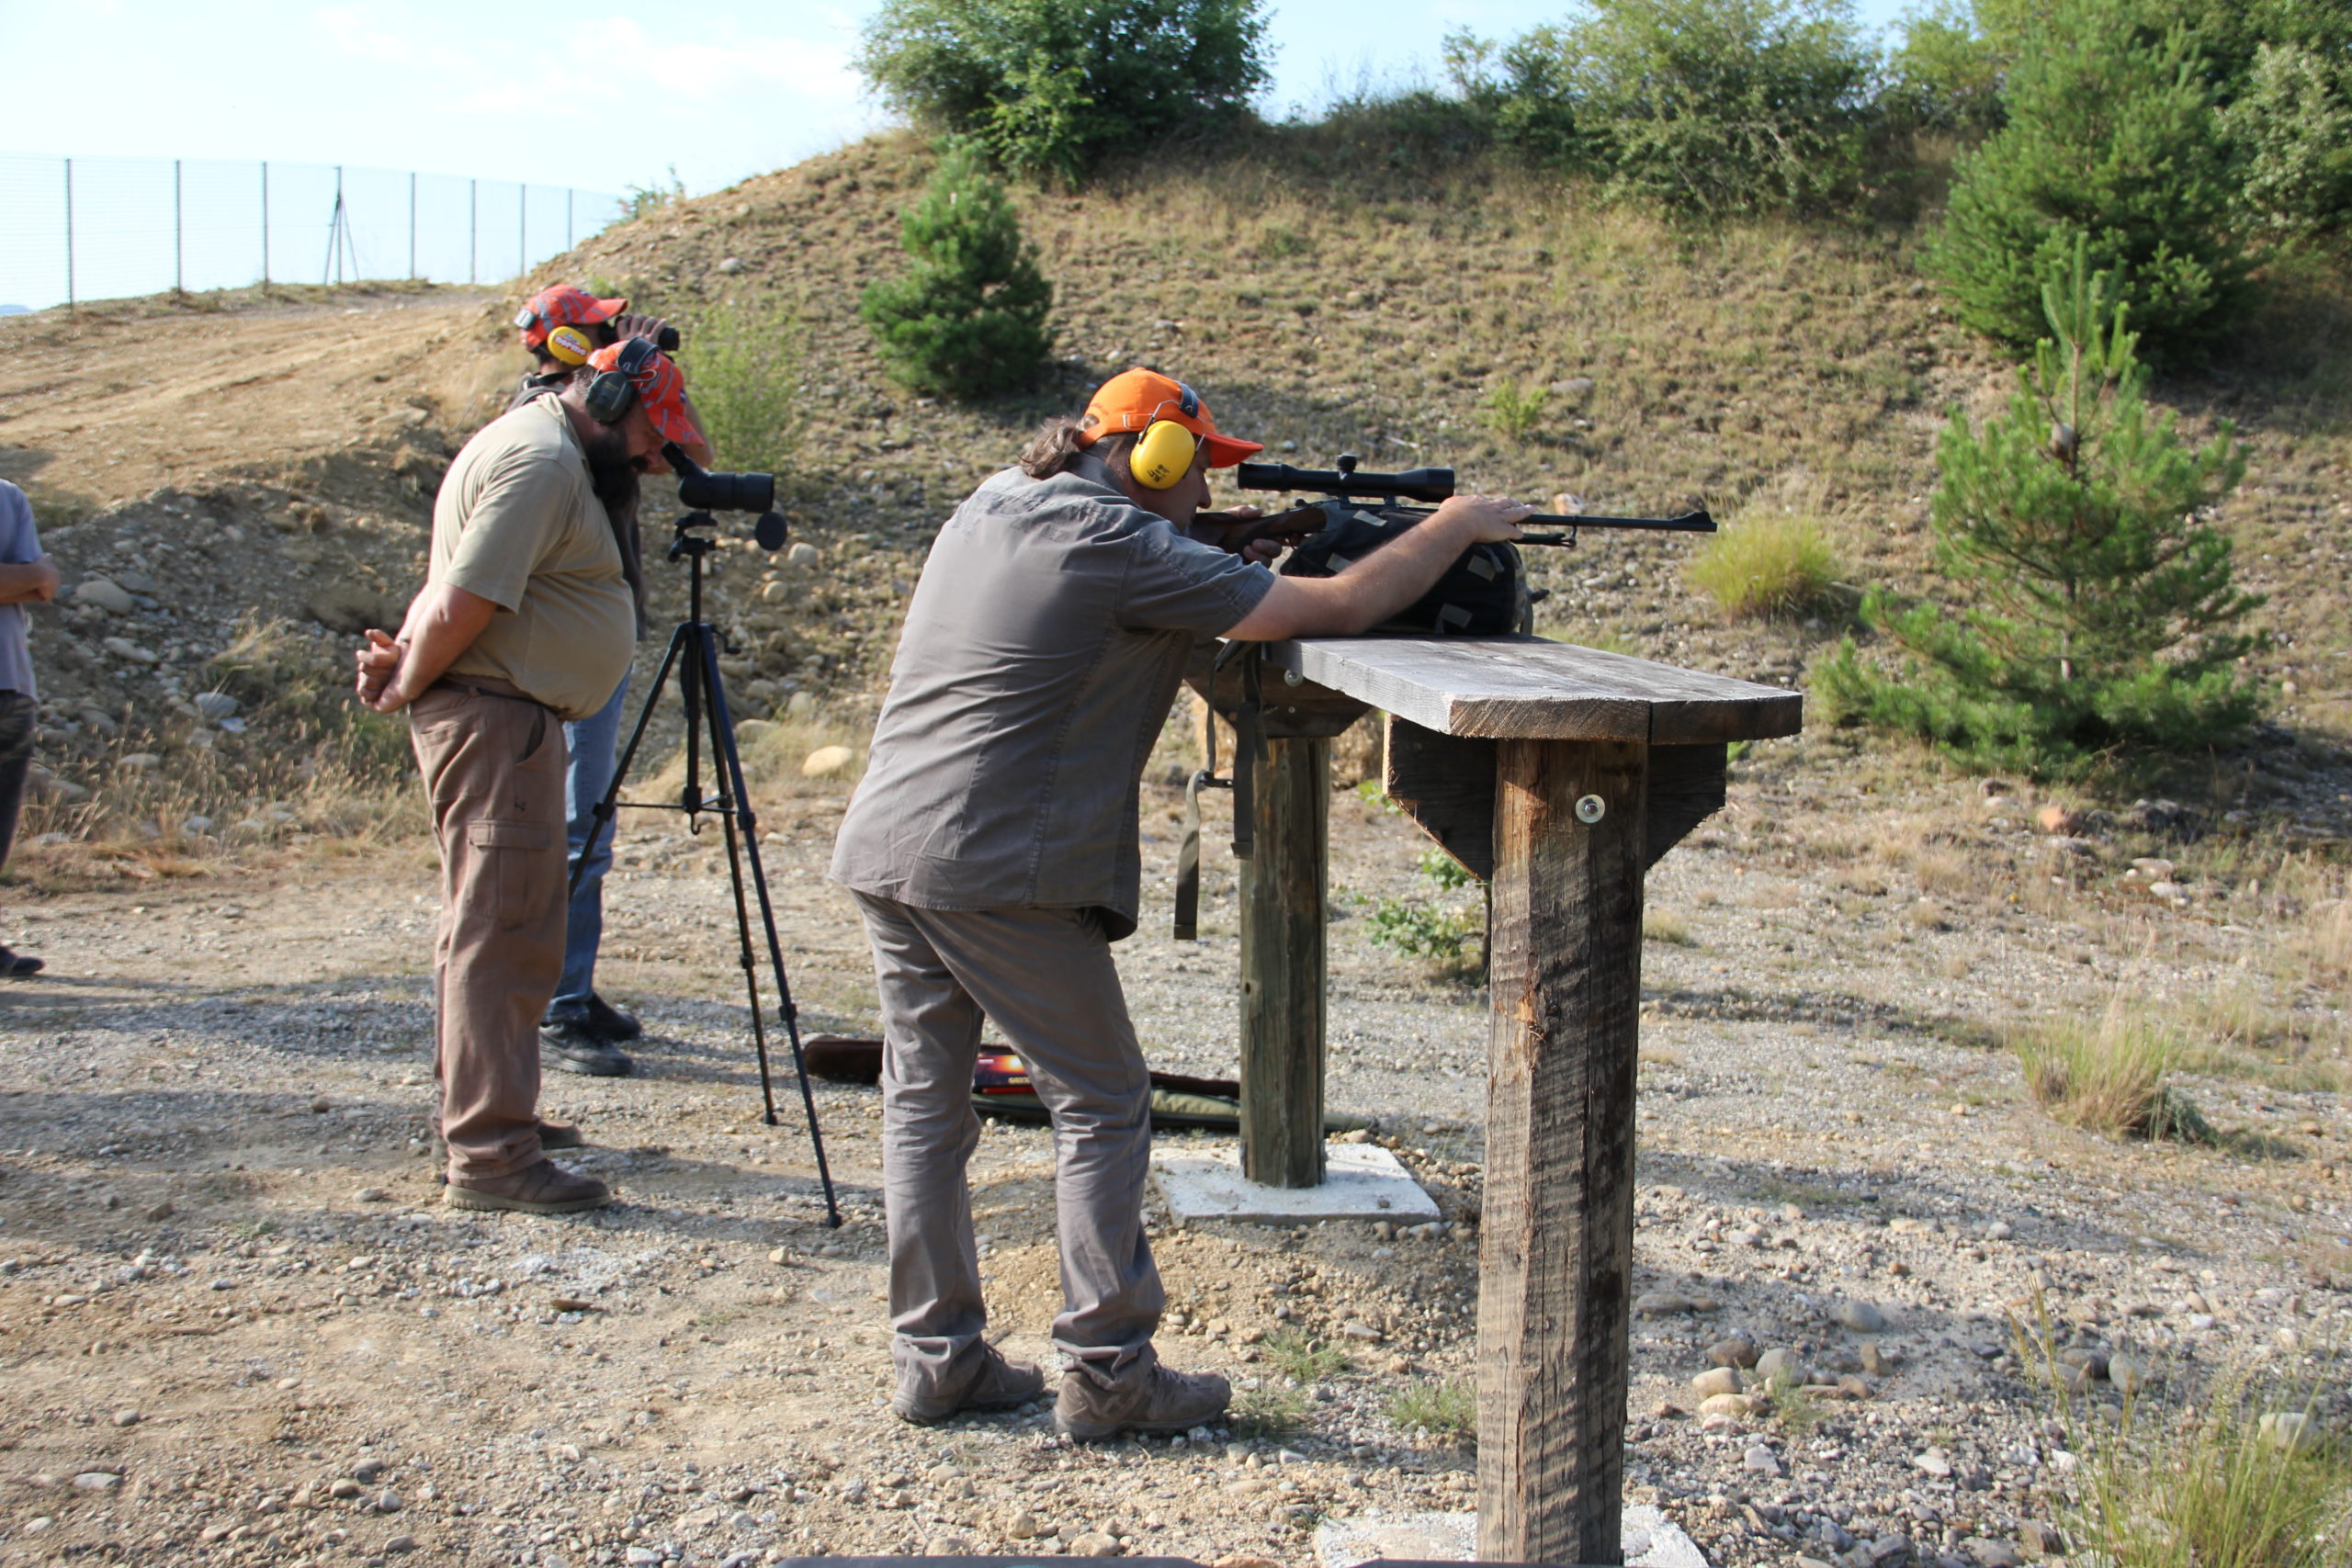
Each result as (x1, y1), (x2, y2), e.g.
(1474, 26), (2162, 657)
(1018, 415), (1136, 479)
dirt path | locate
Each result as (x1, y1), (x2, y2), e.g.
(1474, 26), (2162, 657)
(0, 759), (2341, 1568)
(0, 288), (497, 513)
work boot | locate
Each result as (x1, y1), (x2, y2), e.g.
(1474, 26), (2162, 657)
(443, 1159), (611, 1215)
(893, 1345), (1047, 1426)
(1055, 1351), (1230, 1440)
(541, 1021), (632, 1077)
(0, 946), (43, 977)
(537, 1119), (585, 1151)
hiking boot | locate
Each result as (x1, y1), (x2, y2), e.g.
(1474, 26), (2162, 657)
(537, 1119), (584, 1151)
(0, 947), (43, 978)
(443, 1159), (611, 1215)
(893, 1345), (1047, 1426)
(541, 1021), (632, 1077)
(1055, 1352), (1230, 1440)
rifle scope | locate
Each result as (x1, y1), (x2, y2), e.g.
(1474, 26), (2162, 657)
(1235, 456), (1455, 504)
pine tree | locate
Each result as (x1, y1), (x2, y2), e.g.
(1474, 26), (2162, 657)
(858, 143), (1055, 400)
(1928, 0), (2257, 357)
(1818, 243), (2265, 776)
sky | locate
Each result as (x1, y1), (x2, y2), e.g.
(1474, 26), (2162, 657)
(4, 0), (1921, 199)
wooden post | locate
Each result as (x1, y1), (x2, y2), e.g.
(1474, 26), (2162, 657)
(1238, 734), (1327, 1188)
(1478, 737), (1647, 1565)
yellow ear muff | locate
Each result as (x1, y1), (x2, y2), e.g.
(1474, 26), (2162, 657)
(1130, 420), (1201, 489)
(546, 324), (594, 367)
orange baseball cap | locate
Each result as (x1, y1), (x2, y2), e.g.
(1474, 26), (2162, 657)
(586, 341), (707, 449)
(514, 284), (627, 349)
(1078, 367), (1262, 468)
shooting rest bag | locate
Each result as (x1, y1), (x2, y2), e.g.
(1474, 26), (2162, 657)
(1279, 506), (1536, 636)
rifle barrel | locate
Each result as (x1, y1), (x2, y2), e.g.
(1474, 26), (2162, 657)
(1521, 508), (1715, 534)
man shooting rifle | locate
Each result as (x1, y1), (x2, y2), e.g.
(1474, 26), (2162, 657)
(829, 367), (1528, 1437)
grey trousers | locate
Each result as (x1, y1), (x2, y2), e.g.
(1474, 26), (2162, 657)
(852, 893), (1164, 1400)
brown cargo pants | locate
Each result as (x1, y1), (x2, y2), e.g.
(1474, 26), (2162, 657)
(410, 682), (569, 1180)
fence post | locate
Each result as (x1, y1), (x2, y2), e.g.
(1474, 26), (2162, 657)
(261, 161), (270, 289)
(518, 184), (526, 279)
(567, 188), (574, 251)
(409, 172), (417, 280)
(174, 159), (184, 296)
(63, 158), (74, 311)
(469, 178), (478, 285)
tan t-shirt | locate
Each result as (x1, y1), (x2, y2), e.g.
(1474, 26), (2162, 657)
(433, 395), (634, 721)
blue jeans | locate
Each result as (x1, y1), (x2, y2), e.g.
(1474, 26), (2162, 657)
(548, 672), (628, 1022)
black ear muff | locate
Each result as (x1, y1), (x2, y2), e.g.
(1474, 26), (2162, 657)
(583, 337), (656, 425)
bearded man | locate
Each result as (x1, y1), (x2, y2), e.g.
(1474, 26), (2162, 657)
(355, 343), (705, 1213)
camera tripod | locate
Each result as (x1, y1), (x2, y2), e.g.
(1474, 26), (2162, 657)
(572, 511), (841, 1227)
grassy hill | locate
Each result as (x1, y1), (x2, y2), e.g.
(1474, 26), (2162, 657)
(4, 129), (2351, 862)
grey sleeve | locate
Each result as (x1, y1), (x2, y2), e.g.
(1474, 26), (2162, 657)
(1117, 521), (1275, 636)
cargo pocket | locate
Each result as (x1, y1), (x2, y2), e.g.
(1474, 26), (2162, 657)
(466, 818), (554, 932)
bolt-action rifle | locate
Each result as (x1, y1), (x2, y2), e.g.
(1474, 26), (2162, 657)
(1204, 452), (1714, 549)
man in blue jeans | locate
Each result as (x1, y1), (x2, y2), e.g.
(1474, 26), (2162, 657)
(0, 481), (57, 979)
(507, 286), (707, 1074)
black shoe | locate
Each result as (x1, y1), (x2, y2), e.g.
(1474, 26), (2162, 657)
(541, 1021), (632, 1077)
(0, 947), (43, 978)
(582, 992), (641, 1042)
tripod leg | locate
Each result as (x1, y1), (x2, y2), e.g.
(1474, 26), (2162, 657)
(695, 629), (843, 1229)
(570, 626), (691, 899)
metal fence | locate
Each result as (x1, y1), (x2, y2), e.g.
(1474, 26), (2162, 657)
(0, 153), (628, 314)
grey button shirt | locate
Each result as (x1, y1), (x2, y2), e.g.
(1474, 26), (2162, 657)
(831, 455), (1273, 940)
(0, 481), (41, 701)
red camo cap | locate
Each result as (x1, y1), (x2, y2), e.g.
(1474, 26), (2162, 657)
(585, 342), (706, 449)
(515, 285), (627, 348)
(1078, 367), (1262, 468)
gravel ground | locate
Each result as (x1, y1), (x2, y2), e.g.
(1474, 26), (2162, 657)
(0, 740), (2343, 1568)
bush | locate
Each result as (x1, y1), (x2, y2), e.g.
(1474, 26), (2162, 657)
(1817, 245), (2263, 776)
(1455, 0), (1876, 214)
(1385, 1379), (1476, 1447)
(2222, 42), (2352, 236)
(1686, 509), (1848, 620)
(1875, 0), (2006, 140)
(682, 295), (802, 475)
(856, 0), (1269, 184)
(1928, 0), (2260, 356)
(857, 143), (1055, 400)
(1478, 377), (1550, 441)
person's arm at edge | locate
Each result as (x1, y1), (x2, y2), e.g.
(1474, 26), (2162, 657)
(0, 558), (61, 604)
(355, 584), (499, 713)
(1220, 495), (1530, 640)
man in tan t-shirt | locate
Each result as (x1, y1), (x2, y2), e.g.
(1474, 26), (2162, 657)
(355, 342), (706, 1213)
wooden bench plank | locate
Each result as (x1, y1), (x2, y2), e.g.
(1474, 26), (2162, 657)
(1264, 635), (1800, 743)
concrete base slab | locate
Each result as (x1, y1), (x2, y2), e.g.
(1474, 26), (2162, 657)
(1315, 1506), (1708, 1568)
(1150, 1143), (1440, 1225)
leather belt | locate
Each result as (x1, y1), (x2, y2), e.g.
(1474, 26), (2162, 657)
(428, 675), (550, 710)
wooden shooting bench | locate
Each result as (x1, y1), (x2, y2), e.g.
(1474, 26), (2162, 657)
(1187, 634), (1802, 1566)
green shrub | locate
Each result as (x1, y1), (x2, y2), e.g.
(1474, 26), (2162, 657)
(1875, 0), (2007, 140)
(1686, 509), (1847, 620)
(1928, 0), (2260, 356)
(855, 0), (1269, 185)
(683, 296), (802, 475)
(1818, 244), (2264, 776)
(2223, 42), (2352, 236)
(857, 143), (1055, 400)
(1478, 377), (1550, 441)
(1454, 0), (1876, 214)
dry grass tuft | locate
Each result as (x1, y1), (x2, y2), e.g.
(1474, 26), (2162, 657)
(2013, 1000), (2209, 1142)
(1686, 507), (1850, 621)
